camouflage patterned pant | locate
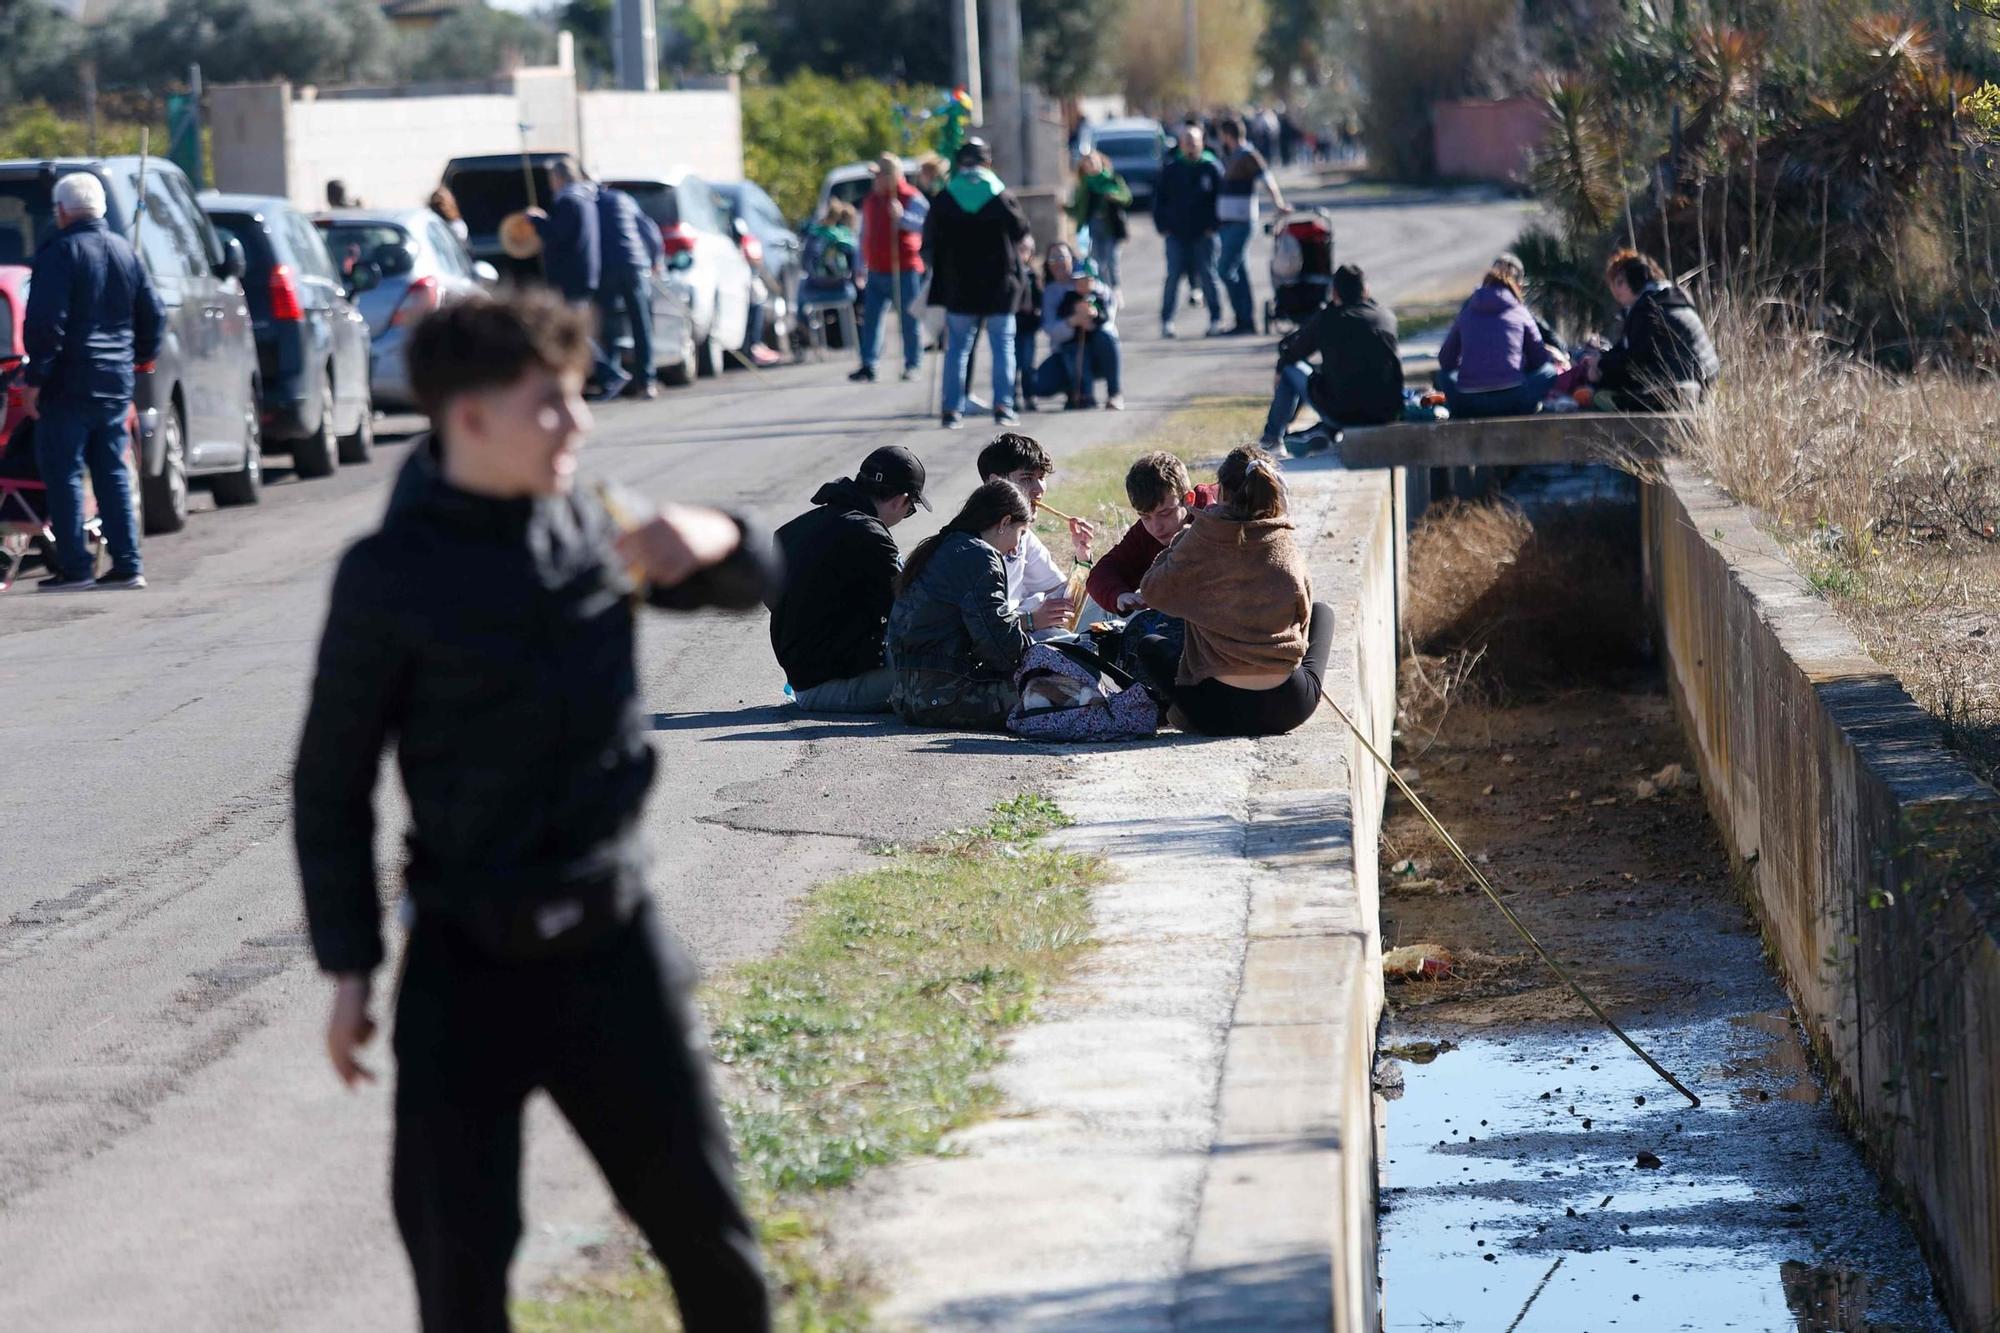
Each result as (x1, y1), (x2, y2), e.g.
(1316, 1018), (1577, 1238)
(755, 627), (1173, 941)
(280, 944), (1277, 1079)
(890, 669), (1021, 731)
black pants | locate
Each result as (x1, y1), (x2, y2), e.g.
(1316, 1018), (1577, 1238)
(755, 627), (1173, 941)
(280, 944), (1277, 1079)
(1136, 602), (1333, 737)
(392, 904), (769, 1332)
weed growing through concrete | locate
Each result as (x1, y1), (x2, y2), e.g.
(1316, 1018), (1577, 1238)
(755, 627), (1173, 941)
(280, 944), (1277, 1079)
(514, 794), (1104, 1332)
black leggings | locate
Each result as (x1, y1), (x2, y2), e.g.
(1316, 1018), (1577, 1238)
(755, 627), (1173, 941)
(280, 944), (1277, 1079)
(1137, 602), (1333, 737)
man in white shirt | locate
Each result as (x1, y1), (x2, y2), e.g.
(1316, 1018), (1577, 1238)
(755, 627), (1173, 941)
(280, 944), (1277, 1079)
(976, 433), (1094, 635)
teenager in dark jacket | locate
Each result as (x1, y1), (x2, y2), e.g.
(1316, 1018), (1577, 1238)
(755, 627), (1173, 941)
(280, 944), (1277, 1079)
(22, 171), (162, 591)
(886, 479), (1036, 730)
(1259, 263), (1402, 453)
(1152, 124), (1224, 338)
(1590, 248), (1720, 410)
(769, 445), (930, 713)
(922, 138), (1032, 430)
(294, 290), (776, 1332)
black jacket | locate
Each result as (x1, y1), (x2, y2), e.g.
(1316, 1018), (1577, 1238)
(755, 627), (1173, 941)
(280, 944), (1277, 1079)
(1151, 149), (1221, 240)
(596, 185), (661, 279)
(1277, 296), (1404, 426)
(887, 532), (1031, 678)
(922, 176), (1031, 316)
(1595, 283), (1719, 409)
(532, 182), (601, 300)
(293, 438), (778, 974)
(24, 218), (164, 407)
(768, 479), (901, 691)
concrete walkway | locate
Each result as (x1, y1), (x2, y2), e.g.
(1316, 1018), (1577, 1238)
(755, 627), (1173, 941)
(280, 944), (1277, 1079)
(837, 463), (1402, 1330)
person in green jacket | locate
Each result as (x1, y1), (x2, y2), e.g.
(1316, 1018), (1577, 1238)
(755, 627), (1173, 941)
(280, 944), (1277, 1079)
(1069, 151), (1134, 292)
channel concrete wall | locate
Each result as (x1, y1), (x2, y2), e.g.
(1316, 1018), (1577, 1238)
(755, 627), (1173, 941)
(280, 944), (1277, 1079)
(1643, 461), (2000, 1328)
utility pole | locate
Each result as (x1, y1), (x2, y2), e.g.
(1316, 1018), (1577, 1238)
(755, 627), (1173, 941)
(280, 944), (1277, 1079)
(1183, 0), (1199, 105)
(614, 0), (659, 92)
(949, 0), (983, 123)
(986, 0), (1025, 184)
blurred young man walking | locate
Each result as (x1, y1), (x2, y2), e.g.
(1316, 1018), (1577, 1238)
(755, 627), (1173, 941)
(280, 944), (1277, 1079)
(294, 290), (775, 1331)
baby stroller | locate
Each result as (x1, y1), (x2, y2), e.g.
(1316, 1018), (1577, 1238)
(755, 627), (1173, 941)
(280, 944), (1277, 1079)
(1262, 209), (1336, 334)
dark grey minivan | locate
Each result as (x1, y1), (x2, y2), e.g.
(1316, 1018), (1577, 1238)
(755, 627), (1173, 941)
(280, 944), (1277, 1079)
(0, 157), (262, 533)
(202, 193), (374, 477)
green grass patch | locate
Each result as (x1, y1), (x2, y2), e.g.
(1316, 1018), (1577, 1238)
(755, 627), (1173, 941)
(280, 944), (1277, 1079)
(513, 794), (1105, 1331)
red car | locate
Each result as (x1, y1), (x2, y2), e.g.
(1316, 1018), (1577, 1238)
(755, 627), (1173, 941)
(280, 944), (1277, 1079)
(0, 263), (139, 590)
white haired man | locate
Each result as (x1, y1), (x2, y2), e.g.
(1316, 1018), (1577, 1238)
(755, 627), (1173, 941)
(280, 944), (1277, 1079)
(23, 171), (163, 591)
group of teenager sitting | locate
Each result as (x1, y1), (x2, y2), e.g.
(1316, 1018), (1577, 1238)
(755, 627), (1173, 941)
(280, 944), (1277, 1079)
(1257, 246), (1721, 455)
(766, 433), (1330, 739)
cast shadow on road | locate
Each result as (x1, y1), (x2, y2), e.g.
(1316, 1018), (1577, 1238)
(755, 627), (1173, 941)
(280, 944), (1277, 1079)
(648, 706), (1240, 756)
(922, 1253), (1331, 1330)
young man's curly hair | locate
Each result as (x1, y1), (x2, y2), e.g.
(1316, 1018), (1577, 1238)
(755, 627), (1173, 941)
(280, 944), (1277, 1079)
(407, 289), (596, 420)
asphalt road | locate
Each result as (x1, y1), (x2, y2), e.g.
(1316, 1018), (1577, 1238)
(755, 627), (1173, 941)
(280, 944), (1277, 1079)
(0, 184), (1533, 1330)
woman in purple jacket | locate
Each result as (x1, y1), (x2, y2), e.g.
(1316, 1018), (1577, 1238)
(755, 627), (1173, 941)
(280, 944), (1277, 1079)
(1436, 268), (1562, 418)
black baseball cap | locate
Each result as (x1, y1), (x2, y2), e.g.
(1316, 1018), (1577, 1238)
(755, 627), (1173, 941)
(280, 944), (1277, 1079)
(857, 445), (930, 510)
(955, 137), (992, 167)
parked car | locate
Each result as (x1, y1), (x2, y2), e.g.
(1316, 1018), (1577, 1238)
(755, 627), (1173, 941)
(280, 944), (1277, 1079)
(1088, 119), (1172, 206)
(709, 179), (799, 354)
(312, 209), (493, 412)
(606, 170), (753, 381)
(0, 156), (263, 532)
(814, 157), (921, 223)
(201, 193), (374, 476)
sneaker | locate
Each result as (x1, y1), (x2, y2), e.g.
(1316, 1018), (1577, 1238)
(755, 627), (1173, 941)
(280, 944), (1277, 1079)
(1227, 324), (1259, 337)
(899, 364), (921, 381)
(1160, 322), (1177, 339)
(1105, 394), (1125, 411)
(1206, 321), (1227, 338)
(848, 365), (877, 383)
(1021, 395), (1039, 413)
(37, 573), (97, 593)
(97, 568), (147, 590)
(942, 411), (963, 430)
(749, 345), (783, 367)
(994, 406), (1020, 426)
(1188, 288), (1204, 308)
(591, 370), (633, 402)
(1268, 441), (1295, 462)
(1283, 423), (1338, 455)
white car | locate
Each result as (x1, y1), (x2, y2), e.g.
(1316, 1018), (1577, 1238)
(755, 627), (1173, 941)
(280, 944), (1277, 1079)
(608, 171), (753, 380)
(815, 157), (923, 222)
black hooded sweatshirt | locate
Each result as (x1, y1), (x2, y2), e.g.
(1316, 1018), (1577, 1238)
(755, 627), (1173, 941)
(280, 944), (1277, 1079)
(1595, 283), (1720, 409)
(293, 437), (778, 974)
(768, 478), (902, 691)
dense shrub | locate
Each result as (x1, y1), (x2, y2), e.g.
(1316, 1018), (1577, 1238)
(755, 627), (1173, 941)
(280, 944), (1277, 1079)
(742, 73), (937, 223)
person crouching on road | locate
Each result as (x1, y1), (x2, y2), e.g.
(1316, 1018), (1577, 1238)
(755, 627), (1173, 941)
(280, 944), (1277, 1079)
(1134, 444), (1333, 737)
(769, 444), (930, 713)
(293, 290), (775, 1332)
(977, 431), (1095, 636)
(886, 479), (1036, 729)
(22, 171), (162, 592)
(1036, 247), (1123, 410)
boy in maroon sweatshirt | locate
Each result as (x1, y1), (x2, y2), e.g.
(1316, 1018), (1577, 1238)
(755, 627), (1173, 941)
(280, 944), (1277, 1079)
(1085, 451), (1220, 614)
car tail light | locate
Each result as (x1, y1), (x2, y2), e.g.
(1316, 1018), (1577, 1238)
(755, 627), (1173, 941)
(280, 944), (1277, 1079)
(739, 231), (764, 266)
(268, 264), (305, 322)
(390, 275), (441, 329)
(660, 222), (698, 259)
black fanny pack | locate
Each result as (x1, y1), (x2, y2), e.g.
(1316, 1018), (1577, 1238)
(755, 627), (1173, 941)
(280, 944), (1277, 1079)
(408, 842), (646, 962)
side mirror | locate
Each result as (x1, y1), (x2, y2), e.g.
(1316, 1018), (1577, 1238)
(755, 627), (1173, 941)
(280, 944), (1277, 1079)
(345, 260), (382, 296)
(216, 235), (246, 282)
(473, 260), (500, 286)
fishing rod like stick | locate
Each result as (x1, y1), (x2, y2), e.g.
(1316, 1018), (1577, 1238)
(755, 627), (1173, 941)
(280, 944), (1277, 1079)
(132, 128), (150, 253)
(1320, 692), (1703, 1109)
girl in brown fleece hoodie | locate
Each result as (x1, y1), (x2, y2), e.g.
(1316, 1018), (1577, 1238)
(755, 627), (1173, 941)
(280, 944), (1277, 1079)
(1135, 445), (1333, 736)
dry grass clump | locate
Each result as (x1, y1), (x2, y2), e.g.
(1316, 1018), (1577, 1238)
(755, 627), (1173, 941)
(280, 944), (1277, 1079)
(1677, 303), (2000, 785)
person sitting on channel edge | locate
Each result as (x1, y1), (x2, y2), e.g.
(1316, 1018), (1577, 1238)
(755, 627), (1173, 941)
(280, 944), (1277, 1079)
(1259, 263), (1402, 456)
(885, 478), (1036, 729)
(1436, 264), (1561, 419)
(924, 137), (1032, 429)
(1585, 248), (1720, 411)
(21, 171), (163, 592)
(977, 432), (1094, 633)
(850, 154), (929, 384)
(293, 289), (775, 1332)
(1083, 451), (1220, 619)
(1134, 444), (1333, 738)
(769, 445), (930, 713)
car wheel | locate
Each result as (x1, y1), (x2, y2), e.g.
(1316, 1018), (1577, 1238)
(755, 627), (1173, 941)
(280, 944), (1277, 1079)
(293, 375), (339, 479)
(696, 330), (725, 379)
(660, 332), (698, 387)
(140, 403), (189, 535)
(211, 397), (264, 507)
(338, 388), (375, 465)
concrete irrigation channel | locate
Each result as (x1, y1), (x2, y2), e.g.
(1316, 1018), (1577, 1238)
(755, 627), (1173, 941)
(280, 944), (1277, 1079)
(1310, 421), (1997, 1331)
